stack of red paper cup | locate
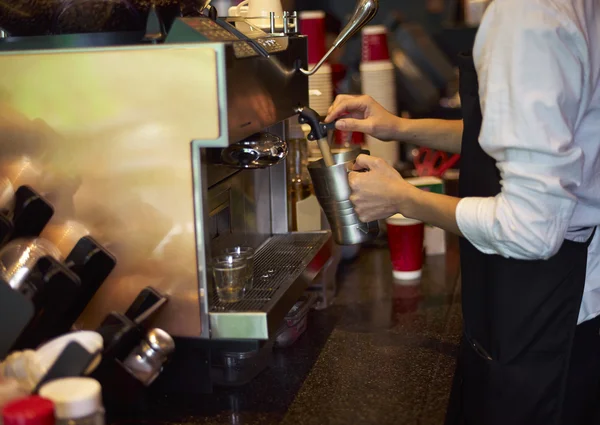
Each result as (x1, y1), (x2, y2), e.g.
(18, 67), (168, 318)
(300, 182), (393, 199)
(333, 129), (364, 148)
(359, 25), (399, 164)
(299, 10), (333, 117)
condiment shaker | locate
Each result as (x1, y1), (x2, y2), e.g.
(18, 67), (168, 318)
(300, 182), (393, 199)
(38, 378), (104, 425)
(121, 328), (175, 386)
(2, 396), (55, 425)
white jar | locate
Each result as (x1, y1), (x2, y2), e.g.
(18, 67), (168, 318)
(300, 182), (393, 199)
(39, 378), (104, 425)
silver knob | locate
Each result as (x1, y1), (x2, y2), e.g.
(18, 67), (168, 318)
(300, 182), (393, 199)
(146, 328), (175, 356)
(121, 328), (175, 386)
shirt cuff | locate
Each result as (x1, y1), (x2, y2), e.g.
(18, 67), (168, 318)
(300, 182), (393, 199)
(456, 196), (498, 255)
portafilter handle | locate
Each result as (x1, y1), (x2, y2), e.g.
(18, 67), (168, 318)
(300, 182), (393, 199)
(297, 0), (379, 76)
(296, 106), (337, 141)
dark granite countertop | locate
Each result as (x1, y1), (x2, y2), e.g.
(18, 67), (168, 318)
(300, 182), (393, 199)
(113, 237), (462, 425)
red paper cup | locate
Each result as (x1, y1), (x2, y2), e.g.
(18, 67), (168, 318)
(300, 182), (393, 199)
(386, 214), (424, 280)
(361, 25), (390, 62)
(299, 10), (326, 65)
(331, 63), (347, 97)
(334, 130), (365, 147)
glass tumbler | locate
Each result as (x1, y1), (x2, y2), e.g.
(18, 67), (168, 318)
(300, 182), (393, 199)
(212, 255), (248, 303)
(223, 247), (255, 289)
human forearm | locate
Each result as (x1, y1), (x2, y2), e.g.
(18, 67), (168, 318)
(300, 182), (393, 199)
(396, 118), (463, 154)
(400, 184), (463, 236)
(326, 96), (464, 154)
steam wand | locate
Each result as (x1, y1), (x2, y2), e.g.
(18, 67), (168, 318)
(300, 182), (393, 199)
(296, 106), (336, 167)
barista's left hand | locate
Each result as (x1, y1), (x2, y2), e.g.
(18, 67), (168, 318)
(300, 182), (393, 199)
(349, 154), (414, 222)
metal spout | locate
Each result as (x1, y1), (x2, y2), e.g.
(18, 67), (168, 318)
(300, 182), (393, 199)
(298, 0), (379, 76)
(221, 132), (288, 169)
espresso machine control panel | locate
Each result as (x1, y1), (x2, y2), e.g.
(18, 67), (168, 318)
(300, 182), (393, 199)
(167, 17), (287, 58)
(180, 17), (239, 41)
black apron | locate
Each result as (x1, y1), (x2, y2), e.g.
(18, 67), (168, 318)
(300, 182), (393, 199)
(445, 52), (600, 425)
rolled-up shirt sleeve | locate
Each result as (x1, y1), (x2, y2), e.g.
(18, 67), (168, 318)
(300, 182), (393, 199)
(456, 0), (587, 260)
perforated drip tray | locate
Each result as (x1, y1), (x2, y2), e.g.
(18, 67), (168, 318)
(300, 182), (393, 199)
(209, 231), (330, 340)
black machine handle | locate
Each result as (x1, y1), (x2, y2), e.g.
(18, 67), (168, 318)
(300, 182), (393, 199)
(296, 106), (337, 141)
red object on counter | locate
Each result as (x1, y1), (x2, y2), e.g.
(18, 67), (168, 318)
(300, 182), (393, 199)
(361, 25), (391, 62)
(2, 396), (55, 425)
(393, 283), (422, 315)
(331, 63), (347, 97)
(386, 215), (424, 280)
(413, 147), (461, 177)
(299, 11), (326, 65)
(333, 130), (365, 147)
(307, 235), (333, 274)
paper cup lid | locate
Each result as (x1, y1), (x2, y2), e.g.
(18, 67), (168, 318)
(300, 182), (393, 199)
(386, 214), (422, 226)
(362, 25), (387, 35)
(299, 10), (325, 19)
(39, 378), (102, 419)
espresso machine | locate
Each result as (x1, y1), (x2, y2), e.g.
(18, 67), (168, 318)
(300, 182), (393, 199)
(0, 0), (378, 393)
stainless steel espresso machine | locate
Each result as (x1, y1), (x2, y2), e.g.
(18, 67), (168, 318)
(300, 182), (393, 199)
(0, 0), (378, 394)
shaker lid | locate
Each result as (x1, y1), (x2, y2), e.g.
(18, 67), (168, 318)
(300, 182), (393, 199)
(39, 378), (102, 419)
(146, 329), (175, 356)
(2, 396), (55, 425)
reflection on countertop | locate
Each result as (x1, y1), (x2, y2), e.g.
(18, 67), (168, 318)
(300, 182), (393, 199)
(111, 237), (462, 425)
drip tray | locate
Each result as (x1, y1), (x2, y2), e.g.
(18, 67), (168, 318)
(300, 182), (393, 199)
(209, 231), (330, 340)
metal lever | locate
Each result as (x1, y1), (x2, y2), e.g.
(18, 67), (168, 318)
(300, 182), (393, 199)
(296, 106), (336, 141)
(297, 0), (379, 76)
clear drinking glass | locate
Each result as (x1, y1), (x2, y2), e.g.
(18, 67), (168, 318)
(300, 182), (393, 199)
(212, 255), (248, 303)
(223, 247), (255, 289)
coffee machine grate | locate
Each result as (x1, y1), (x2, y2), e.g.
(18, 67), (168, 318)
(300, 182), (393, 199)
(210, 232), (329, 312)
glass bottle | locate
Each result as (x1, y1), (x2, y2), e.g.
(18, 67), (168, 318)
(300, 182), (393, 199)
(39, 378), (105, 425)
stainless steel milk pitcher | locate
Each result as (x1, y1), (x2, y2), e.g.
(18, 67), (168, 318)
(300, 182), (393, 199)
(307, 148), (380, 245)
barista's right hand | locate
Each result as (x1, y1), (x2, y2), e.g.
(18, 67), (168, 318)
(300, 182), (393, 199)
(324, 95), (402, 142)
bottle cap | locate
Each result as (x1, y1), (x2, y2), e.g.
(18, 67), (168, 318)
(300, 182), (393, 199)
(145, 329), (175, 357)
(2, 396), (55, 425)
(39, 378), (102, 419)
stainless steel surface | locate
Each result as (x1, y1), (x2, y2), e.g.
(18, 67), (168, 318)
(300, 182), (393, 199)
(298, 0), (379, 76)
(308, 149), (380, 245)
(167, 18), (309, 145)
(267, 11), (298, 35)
(209, 231), (330, 340)
(269, 121), (291, 235)
(221, 132), (288, 169)
(198, 0), (213, 13)
(0, 24), (325, 342)
(0, 44), (223, 338)
(0, 177), (15, 215)
(122, 328), (175, 386)
(147, 328), (176, 355)
(0, 238), (61, 291)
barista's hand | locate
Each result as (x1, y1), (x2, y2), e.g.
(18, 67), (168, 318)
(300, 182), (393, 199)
(325, 95), (402, 141)
(349, 154), (415, 223)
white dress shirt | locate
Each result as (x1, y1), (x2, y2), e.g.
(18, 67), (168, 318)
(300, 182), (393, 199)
(455, 0), (600, 324)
